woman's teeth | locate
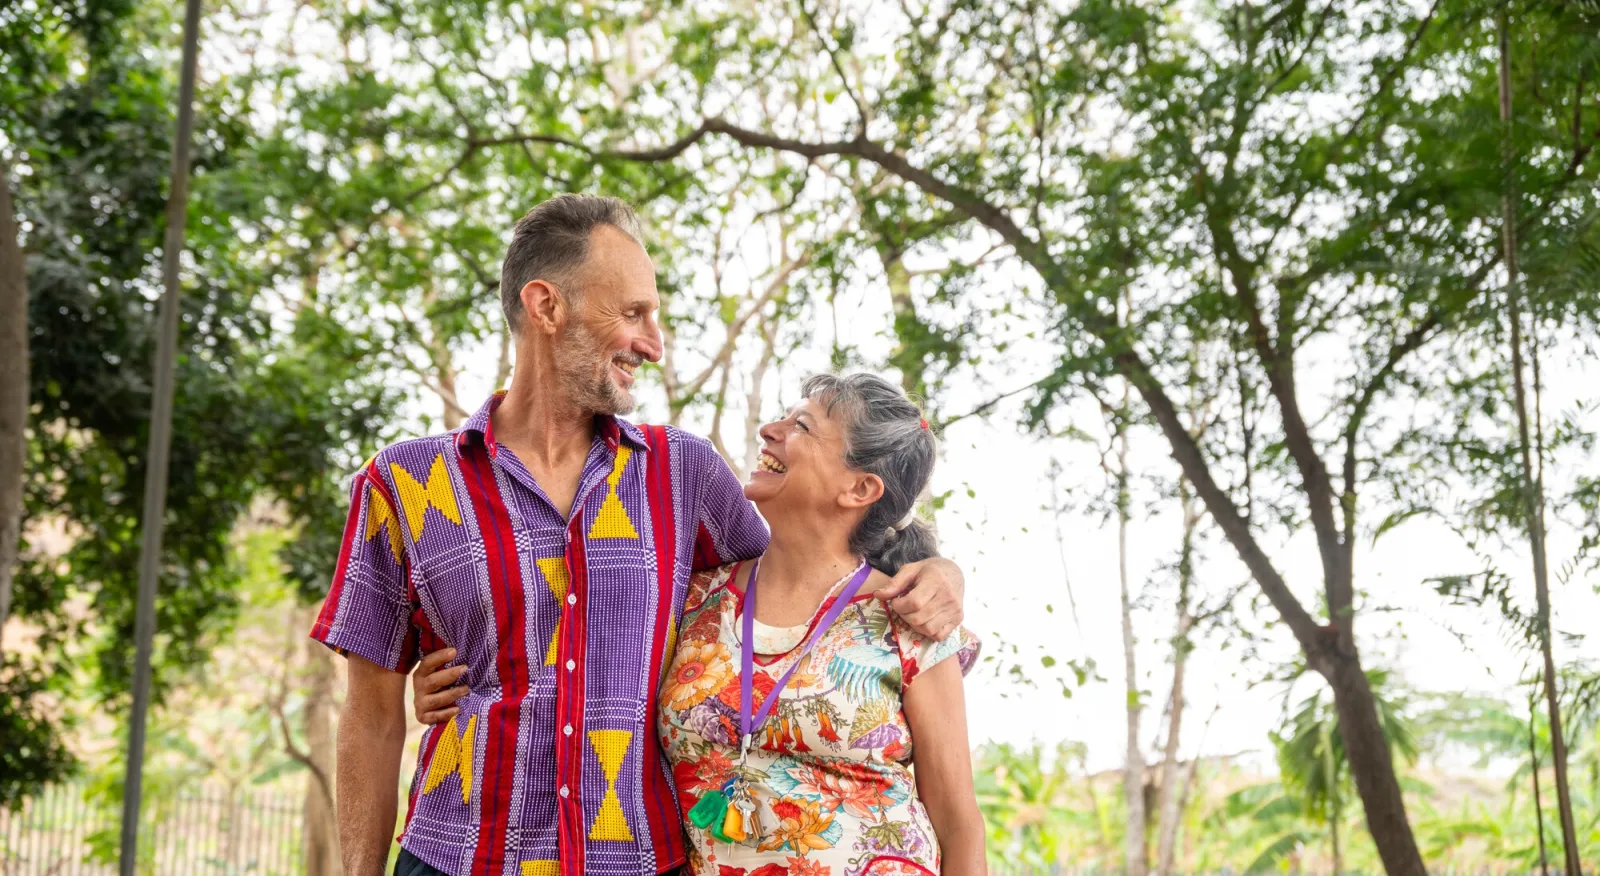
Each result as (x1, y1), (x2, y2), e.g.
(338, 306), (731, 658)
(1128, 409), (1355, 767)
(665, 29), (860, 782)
(757, 453), (788, 474)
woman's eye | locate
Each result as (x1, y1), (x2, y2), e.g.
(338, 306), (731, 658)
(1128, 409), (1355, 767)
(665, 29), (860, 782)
(795, 421), (809, 432)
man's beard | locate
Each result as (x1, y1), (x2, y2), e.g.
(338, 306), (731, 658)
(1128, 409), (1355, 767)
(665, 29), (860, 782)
(555, 320), (638, 416)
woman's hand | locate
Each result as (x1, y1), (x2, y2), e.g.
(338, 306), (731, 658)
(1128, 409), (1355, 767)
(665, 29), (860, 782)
(874, 557), (965, 640)
(902, 657), (986, 876)
(412, 647), (469, 725)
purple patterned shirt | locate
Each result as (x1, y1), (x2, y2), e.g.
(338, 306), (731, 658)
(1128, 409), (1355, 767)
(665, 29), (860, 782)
(311, 392), (769, 876)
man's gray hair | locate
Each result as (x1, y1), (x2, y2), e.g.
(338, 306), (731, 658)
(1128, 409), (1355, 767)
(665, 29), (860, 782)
(500, 194), (646, 332)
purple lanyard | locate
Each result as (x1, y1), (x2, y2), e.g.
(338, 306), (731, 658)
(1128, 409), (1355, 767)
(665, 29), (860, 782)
(738, 559), (873, 744)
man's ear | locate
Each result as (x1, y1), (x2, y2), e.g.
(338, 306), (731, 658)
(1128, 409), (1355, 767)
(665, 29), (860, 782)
(839, 472), (885, 510)
(519, 279), (568, 336)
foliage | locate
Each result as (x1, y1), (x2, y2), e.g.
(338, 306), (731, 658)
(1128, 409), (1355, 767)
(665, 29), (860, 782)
(1, 0), (396, 798)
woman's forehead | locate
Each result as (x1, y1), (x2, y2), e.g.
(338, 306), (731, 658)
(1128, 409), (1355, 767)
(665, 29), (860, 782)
(789, 396), (845, 431)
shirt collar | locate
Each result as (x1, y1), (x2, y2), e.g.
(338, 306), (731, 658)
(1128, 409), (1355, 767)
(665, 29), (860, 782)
(455, 390), (649, 457)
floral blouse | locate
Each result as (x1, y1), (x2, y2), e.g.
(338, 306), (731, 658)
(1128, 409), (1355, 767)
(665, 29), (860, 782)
(658, 562), (980, 876)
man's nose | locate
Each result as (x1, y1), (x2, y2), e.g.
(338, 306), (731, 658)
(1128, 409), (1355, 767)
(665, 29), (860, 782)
(637, 319), (664, 363)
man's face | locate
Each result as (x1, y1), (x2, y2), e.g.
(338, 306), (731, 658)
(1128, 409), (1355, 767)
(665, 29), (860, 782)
(553, 225), (663, 416)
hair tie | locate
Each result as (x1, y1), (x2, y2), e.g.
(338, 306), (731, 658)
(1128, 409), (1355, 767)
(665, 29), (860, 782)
(889, 507), (917, 535)
(919, 418), (929, 431)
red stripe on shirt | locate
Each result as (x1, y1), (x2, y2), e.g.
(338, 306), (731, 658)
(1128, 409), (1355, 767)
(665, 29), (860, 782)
(461, 447), (527, 875)
(556, 509), (591, 876)
(640, 425), (686, 870)
(692, 521), (724, 572)
(312, 462), (389, 641)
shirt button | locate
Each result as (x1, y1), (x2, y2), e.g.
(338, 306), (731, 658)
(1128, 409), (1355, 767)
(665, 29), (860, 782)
(564, 724), (573, 736)
(567, 594), (576, 605)
(566, 659), (576, 671)
(560, 785), (570, 798)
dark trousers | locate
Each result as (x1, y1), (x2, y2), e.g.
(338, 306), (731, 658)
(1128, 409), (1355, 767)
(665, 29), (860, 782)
(394, 849), (450, 876)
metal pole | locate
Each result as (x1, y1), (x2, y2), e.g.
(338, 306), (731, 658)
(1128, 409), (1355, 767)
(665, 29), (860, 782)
(118, 0), (203, 872)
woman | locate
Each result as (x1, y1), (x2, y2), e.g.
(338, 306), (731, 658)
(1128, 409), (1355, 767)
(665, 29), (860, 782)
(659, 373), (984, 876)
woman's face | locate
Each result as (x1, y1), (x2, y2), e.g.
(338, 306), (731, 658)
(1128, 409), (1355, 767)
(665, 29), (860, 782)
(744, 397), (881, 520)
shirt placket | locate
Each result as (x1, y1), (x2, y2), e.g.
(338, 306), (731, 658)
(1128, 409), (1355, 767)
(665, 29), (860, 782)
(553, 440), (623, 876)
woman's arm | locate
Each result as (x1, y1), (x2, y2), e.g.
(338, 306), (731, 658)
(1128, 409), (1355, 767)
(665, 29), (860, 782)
(902, 657), (986, 876)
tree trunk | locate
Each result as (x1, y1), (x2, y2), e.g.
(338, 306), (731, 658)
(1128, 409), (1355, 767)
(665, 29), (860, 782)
(0, 162), (27, 648)
(1530, 692), (1550, 876)
(1154, 480), (1197, 876)
(1319, 651), (1422, 876)
(1115, 398), (1147, 876)
(302, 616), (342, 876)
(493, 322), (513, 391)
(740, 318), (776, 477)
(876, 242), (925, 398)
(1497, 14), (1582, 874)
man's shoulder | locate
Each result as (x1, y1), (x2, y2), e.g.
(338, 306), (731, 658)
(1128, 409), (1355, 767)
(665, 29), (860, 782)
(359, 432), (461, 483)
(626, 422), (722, 467)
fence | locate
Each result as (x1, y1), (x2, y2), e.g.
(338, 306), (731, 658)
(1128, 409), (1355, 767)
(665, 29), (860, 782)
(0, 781), (304, 875)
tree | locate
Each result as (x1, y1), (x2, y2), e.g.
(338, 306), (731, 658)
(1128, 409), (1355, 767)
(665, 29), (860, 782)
(1495, 8), (1584, 872)
(500, 2), (1600, 870)
(0, 160), (24, 651)
(1, 0), (397, 805)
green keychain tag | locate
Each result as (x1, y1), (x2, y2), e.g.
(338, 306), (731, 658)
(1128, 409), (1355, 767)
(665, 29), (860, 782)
(688, 788), (729, 833)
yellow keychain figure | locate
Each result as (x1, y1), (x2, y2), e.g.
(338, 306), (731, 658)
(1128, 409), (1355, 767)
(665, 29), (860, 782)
(721, 801), (748, 843)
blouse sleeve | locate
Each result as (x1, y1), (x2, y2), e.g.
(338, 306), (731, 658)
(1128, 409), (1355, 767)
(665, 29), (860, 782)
(890, 615), (982, 688)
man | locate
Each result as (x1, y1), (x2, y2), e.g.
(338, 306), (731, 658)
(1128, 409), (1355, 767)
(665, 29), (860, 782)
(311, 195), (965, 876)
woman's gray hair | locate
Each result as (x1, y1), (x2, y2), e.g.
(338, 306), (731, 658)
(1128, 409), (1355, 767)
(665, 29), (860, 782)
(801, 373), (938, 575)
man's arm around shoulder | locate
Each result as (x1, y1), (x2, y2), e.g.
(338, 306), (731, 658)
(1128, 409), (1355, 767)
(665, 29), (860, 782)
(339, 653), (409, 876)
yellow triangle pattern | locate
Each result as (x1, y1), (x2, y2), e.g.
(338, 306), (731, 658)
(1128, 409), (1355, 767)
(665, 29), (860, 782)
(391, 454), (464, 541)
(538, 557), (570, 666)
(586, 447), (638, 540)
(364, 484), (403, 563)
(421, 713), (477, 805)
(521, 863), (559, 876)
(587, 729), (635, 841)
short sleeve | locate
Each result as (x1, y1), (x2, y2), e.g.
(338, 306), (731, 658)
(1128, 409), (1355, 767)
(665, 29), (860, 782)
(308, 462), (418, 673)
(891, 617), (982, 688)
(692, 442), (769, 570)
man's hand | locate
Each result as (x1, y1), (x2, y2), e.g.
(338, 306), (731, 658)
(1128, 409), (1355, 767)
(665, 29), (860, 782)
(874, 556), (965, 640)
(412, 647), (469, 726)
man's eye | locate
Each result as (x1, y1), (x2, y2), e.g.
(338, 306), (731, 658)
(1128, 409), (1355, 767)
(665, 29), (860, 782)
(795, 421), (809, 432)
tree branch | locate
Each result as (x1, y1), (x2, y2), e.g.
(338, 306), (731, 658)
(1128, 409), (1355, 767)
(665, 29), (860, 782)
(798, 0), (870, 135)
(678, 253), (809, 402)
(585, 117), (1326, 656)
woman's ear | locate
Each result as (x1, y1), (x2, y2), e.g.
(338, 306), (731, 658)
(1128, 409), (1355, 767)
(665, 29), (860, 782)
(838, 472), (885, 510)
(520, 278), (569, 336)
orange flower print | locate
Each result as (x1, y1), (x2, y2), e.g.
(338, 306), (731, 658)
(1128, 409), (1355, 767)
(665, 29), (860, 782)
(759, 798), (835, 856)
(816, 712), (840, 744)
(666, 642), (734, 711)
(783, 761), (895, 818)
(785, 856), (828, 876)
(718, 669), (776, 712)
